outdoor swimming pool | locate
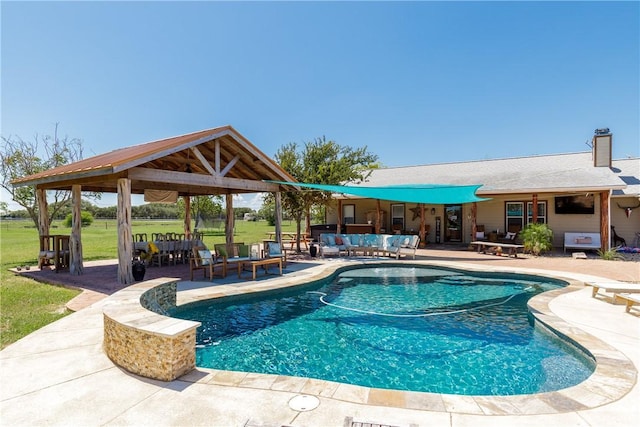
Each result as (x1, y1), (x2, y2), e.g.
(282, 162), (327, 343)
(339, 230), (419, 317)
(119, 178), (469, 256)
(170, 265), (595, 395)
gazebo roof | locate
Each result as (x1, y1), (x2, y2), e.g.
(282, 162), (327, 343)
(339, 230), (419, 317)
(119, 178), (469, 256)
(12, 125), (296, 195)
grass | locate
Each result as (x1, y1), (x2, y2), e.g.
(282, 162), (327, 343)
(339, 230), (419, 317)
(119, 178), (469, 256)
(0, 218), (298, 349)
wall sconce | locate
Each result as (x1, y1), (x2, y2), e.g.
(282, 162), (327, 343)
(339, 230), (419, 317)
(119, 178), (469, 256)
(430, 208), (436, 215)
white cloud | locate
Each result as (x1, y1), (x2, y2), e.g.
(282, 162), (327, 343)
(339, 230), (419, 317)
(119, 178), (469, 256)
(231, 193), (265, 210)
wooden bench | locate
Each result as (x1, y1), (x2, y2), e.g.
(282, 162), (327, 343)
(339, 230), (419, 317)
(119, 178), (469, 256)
(471, 241), (524, 258)
(614, 293), (640, 313)
(236, 257), (282, 280)
(585, 281), (640, 298)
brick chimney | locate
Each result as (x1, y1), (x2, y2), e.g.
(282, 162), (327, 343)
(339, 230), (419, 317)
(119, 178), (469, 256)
(592, 128), (612, 168)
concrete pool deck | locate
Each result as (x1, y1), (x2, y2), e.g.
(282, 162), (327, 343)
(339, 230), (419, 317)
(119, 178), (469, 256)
(1, 249), (639, 426)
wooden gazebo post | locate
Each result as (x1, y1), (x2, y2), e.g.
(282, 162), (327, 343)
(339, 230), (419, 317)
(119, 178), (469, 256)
(69, 185), (84, 275)
(117, 178), (133, 285)
(375, 199), (381, 234)
(274, 191), (283, 245)
(225, 193), (234, 251)
(36, 188), (49, 237)
(183, 195), (191, 239)
(532, 194), (538, 223)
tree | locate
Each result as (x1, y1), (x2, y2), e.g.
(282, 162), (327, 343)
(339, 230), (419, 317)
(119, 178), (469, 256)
(275, 137), (378, 252)
(177, 195), (223, 226)
(0, 124), (87, 231)
(0, 201), (8, 217)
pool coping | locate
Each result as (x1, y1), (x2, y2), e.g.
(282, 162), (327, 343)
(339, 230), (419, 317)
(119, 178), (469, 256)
(106, 258), (637, 416)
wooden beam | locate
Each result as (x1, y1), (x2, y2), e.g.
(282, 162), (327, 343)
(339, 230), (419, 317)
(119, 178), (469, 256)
(224, 128), (296, 183)
(225, 194), (234, 253)
(336, 199), (342, 234)
(215, 139), (221, 174)
(275, 192), (282, 245)
(191, 146), (217, 177)
(220, 155), (240, 177)
(419, 204), (426, 245)
(183, 195), (191, 239)
(600, 190), (610, 251)
(470, 202), (477, 243)
(128, 167), (281, 192)
(117, 178), (134, 285)
(113, 131), (230, 173)
(375, 199), (381, 234)
(36, 188), (49, 237)
(70, 185), (84, 275)
(532, 194), (538, 223)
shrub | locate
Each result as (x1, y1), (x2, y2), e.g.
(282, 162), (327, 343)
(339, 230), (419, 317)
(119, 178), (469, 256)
(63, 211), (94, 227)
(520, 223), (553, 256)
(597, 247), (625, 261)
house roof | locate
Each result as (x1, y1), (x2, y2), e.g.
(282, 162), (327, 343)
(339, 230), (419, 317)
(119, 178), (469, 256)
(348, 152), (635, 198)
(611, 157), (640, 197)
(12, 125), (297, 195)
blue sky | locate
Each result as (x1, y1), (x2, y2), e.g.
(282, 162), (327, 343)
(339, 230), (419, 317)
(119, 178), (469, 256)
(2, 1), (638, 210)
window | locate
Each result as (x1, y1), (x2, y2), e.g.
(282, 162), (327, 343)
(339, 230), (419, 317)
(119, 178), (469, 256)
(505, 202), (524, 233)
(342, 204), (355, 224)
(527, 201), (547, 224)
(391, 204), (405, 230)
(506, 201), (547, 232)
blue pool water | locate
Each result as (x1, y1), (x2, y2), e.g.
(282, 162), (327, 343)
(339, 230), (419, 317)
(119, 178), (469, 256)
(169, 265), (595, 395)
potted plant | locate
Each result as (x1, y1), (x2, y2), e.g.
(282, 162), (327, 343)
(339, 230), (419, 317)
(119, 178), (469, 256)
(520, 223), (553, 256)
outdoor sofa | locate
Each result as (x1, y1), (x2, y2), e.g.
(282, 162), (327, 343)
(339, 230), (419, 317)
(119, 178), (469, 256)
(318, 233), (420, 259)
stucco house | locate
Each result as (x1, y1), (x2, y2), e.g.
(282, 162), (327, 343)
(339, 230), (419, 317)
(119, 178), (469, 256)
(324, 130), (639, 250)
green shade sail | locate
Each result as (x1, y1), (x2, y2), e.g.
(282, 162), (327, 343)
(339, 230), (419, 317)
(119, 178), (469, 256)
(266, 181), (489, 204)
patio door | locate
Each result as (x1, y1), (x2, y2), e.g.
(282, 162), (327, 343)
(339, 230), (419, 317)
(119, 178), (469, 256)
(445, 204), (462, 242)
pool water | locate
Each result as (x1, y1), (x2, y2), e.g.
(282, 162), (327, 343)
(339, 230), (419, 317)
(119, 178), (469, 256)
(170, 265), (595, 395)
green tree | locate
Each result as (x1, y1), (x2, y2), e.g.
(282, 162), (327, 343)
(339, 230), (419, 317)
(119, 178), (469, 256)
(259, 197), (276, 225)
(0, 124), (89, 231)
(63, 211), (94, 227)
(275, 137), (378, 252)
(177, 195), (223, 226)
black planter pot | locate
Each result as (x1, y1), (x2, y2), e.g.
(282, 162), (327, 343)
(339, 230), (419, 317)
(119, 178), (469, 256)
(309, 244), (318, 257)
(132, 262), (146, 281)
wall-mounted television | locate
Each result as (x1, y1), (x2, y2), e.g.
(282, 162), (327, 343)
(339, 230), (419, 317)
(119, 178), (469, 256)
(554, 195), (595, 214)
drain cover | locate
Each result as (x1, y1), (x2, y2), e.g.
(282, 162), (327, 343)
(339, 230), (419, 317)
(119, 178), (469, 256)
(288, 394), (320, 411)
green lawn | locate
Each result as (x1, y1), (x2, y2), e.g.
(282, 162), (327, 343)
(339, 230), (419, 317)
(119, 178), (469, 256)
(0, 218), (298, 349)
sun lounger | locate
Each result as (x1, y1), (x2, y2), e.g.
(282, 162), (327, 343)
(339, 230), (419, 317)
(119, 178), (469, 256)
(585, 281), (640, 298)
(614, 293), (640, 313)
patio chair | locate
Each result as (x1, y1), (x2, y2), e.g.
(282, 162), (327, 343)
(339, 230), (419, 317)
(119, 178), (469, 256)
(38, 235), (56, 269)
(265, 242), (287, 267)
(190, 245), (226, 280)
(151, 235), (171, 267)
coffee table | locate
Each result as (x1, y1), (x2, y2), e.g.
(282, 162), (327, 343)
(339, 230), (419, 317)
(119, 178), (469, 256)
(347, 246), (377, 257)
(237, 257), (283, 280)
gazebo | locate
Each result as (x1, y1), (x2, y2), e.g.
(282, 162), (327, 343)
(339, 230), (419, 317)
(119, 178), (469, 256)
(11, 125), (297, 284)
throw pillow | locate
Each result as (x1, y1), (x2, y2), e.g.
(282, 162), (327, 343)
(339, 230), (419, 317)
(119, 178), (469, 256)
(335, 236), (343, 245)
(198, 249), (212, 266)
(327, 235), (336, 246)
(216, 246), (227, 258)
(238, 244), (249, 257)
(269, 243), (281, 255)
(342, 236), (351, 246)
(401, 237), (410, 248)
(476, 231), (485, 239)
(505, 232), (516, 240)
